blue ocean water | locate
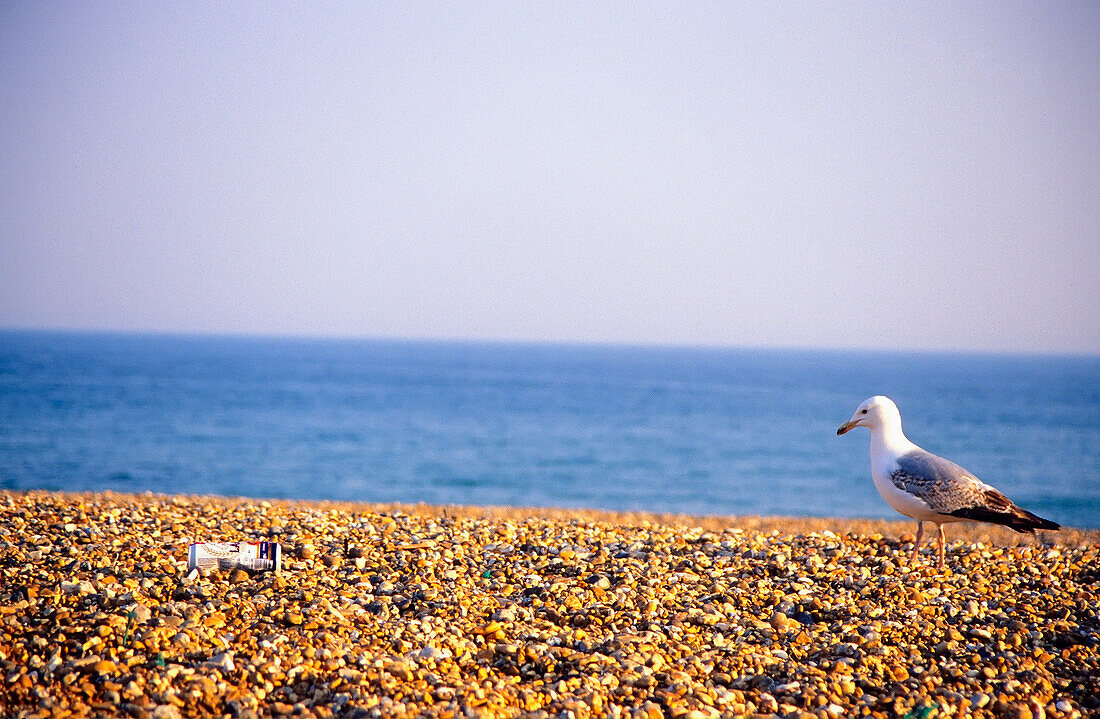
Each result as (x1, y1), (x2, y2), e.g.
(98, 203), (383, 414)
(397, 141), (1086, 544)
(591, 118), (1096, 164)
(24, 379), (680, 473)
(0, 330), (1097, 527)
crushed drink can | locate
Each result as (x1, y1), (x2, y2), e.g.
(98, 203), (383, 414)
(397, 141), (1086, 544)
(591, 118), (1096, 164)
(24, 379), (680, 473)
(188, 541), (282, 572)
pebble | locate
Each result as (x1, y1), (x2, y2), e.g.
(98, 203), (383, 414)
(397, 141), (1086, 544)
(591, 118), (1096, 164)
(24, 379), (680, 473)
(128, 603), (152, 624)
(151, 705), (182, 719)
(417, 645), (450, 661)
(205, 651), (235, 673)
(1001, 703), (1033, 719)
(0, 490), (1097, 719)
(758, 692), (780, 713)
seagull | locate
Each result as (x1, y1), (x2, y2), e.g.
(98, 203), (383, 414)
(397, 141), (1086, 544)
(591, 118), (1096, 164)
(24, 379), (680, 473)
(837, 396), (1059, 570)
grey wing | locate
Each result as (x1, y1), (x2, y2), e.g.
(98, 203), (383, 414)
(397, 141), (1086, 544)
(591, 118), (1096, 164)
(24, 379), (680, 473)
(891, 450), (1005, 514)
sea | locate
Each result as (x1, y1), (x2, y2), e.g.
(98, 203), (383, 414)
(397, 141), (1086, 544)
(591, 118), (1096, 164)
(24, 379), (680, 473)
(1, 330), (1097, 528)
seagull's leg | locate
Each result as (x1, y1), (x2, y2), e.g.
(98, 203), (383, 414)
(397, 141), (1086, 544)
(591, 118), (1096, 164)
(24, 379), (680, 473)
(937, 524), (946, 570)
(909, 521), (924, 564)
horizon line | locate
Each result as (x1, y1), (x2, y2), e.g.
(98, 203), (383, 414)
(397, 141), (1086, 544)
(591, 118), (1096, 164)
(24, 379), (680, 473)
(2, 323), (1097, 360)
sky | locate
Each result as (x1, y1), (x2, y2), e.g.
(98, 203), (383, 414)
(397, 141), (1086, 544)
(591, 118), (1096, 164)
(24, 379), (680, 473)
(1, 3), (1097, 353)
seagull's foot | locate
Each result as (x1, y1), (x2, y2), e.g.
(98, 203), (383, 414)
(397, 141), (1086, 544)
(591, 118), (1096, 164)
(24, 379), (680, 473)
(937, 551), (953, 573)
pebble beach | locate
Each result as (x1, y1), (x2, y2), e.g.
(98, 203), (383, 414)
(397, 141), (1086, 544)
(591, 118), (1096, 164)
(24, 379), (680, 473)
(1, 491), (1097, 719)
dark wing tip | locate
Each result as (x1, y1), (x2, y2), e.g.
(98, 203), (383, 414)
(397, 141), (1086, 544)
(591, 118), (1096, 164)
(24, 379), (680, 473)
(948, 505), (1061, 533)
(1029, 515), (1061, 531)
(1015, 506), (1060, 531)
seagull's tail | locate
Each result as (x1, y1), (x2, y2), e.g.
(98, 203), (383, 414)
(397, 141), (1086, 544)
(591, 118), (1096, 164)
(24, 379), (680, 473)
(1009, 508), (1061, 533)
(993, 506), (1061, 534)
(949, 505), (1061, 533)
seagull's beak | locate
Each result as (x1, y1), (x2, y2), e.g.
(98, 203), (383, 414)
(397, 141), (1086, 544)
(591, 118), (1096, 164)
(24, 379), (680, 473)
(836, 419), (860, 435)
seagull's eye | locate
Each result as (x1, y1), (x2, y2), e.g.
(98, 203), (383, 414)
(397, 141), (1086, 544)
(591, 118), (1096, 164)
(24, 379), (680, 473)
(861, 409), (868, 414)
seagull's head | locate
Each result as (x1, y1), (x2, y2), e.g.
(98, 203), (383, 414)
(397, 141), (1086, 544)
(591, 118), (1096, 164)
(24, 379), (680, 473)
(837, 395), (900, 435)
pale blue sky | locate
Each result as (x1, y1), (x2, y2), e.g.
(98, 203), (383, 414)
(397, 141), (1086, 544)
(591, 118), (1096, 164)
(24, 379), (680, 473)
(2, 3), (1097, 352)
